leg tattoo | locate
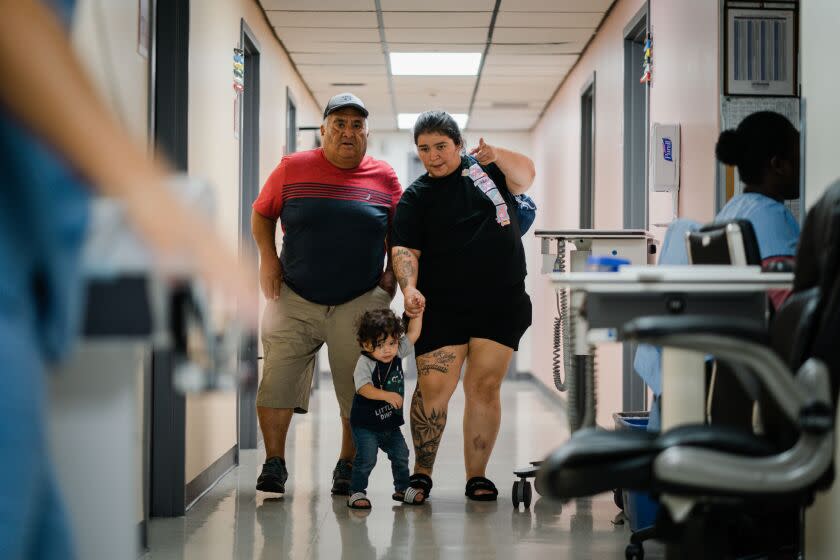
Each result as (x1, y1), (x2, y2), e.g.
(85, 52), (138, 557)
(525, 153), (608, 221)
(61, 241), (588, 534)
(417, 349), (457, 376)
(410, 387), (447, 470)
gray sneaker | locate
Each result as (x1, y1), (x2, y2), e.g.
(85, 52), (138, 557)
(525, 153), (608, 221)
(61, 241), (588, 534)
(257, 456), (288, 494)
(331, 459), (353, 495)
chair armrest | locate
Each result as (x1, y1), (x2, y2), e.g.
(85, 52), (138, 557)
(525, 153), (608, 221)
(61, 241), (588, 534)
(621, 315), (807, 425)
(621, 315), (769, 346)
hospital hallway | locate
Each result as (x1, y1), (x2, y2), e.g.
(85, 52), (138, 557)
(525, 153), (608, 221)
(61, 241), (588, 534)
(141, 379), (663, 560)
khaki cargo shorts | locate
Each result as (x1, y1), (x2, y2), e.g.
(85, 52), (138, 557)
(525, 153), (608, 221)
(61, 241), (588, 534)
(256, 284), (392, 417)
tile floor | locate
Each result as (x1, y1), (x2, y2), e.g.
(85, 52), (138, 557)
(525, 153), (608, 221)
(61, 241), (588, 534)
(143, 379), (663, 559)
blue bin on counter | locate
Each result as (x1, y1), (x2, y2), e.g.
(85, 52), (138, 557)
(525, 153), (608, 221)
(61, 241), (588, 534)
(612, 412), (659, 532)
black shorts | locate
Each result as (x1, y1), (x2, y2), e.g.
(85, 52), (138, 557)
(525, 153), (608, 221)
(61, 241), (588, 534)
(413, 290), (533, 357)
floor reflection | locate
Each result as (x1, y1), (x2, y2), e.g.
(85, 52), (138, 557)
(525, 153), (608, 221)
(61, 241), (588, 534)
(144, 380), (664, 560)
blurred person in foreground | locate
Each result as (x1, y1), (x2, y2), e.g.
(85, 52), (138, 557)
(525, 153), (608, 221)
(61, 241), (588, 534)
(0, 1), (254, 558)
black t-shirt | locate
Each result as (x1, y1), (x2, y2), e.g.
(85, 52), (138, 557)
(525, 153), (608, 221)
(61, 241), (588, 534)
(391, 155), (527, 307)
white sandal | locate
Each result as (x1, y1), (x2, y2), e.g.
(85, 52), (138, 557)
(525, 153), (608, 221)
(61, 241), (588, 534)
(347, 492), (371, 509)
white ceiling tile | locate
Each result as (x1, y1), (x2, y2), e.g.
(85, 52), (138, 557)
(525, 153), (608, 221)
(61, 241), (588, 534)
(492, 27), (595, 43)
(388, 43), (486, 53)
(298, 66), (388, 81)
(383, 12), (492, 28)
(266, 11), (378, 28)
(392, 76), (477, 94)
(396, 100), (472, 114)
(380, 0), (494, 11)
(474, 83), (556, 102)
(274, 27), (381, 43)
(466, 115), (539, 130)
(385, 28), (487, 44)
(469, 109), (541, 129)
(466, 117), (534, 131)
(484, 53), (579, 66)
(259, 0), (375, 10)
(481, 64), (573, 77)
(495, 11), (605, 28)
(285, 42), (384, 54)
(489, 42), (588, 54)
(292, 53), (386, 65)
(471, 99), (544, 110)
(499, 0), (613, 12)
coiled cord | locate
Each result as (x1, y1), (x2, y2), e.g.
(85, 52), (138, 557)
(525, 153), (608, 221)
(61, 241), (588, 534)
(550, 238), (599, 432)
(552, 245), (572, 392)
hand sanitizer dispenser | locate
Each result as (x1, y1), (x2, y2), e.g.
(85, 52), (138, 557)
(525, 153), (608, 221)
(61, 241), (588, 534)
(651, 123), (680, 224)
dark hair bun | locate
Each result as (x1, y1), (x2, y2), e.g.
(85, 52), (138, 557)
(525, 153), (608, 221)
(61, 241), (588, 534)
(715, 129), (744, 166)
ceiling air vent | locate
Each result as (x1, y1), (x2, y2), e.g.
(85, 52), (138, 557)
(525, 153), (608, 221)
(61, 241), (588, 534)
(491, 101), (530, 109)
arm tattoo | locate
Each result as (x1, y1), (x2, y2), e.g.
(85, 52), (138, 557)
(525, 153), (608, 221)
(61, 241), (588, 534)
(393, 248), (416, 289)
(410, 387), (447, 470)
(416, 349), (457, 376)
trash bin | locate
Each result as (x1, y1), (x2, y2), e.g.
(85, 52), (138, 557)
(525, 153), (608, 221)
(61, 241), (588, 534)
(613, 412), (659, 532)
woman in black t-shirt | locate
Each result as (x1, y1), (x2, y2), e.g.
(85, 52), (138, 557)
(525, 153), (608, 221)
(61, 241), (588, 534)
(390, 111), (535, 501)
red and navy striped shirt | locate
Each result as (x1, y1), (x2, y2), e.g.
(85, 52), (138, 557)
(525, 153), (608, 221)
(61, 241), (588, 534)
(253, 148), (402, 305)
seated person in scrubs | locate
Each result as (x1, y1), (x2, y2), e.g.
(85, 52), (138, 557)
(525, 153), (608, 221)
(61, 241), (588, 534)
(636, 110), (801, 432)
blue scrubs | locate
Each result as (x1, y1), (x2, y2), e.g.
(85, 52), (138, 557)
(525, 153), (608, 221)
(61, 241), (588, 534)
(634, 195), (800, 431)
(0, 2), (89, 557)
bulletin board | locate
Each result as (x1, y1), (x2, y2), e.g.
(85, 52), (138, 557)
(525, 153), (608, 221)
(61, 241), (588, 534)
(717, 95), (801, 220)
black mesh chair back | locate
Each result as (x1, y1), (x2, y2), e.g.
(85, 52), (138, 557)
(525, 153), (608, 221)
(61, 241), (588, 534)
(794, 181), (840, 402)
(686, 219), (762, 266)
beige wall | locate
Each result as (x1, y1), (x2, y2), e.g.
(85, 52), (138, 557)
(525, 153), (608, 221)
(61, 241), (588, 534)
(529, 0), (720, 426)
(71, 0), (151, 526)
(802, 1), (840, 553)
(71, 0), (149, 145)
(185, 0), (320, 483)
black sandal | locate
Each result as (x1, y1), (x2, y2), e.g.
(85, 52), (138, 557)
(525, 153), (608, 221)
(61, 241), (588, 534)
(406, 473), (433, 503)
(465, 477), (498, 501)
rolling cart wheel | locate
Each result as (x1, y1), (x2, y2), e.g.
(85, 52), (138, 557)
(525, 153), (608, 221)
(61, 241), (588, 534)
(510, 480), (522, 509)
(522, 480), (532, 509)
(625, 542), (644, 560)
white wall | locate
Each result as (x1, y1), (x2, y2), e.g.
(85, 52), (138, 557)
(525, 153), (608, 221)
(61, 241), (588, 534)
(800, 0), (840, 209)
(529, 0), (721, 426)
(801, 1), (840, 553)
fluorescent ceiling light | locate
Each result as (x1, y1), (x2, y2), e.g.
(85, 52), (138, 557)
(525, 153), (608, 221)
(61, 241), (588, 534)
(390, 52), (482, 76)
(398, 113), (469, 130)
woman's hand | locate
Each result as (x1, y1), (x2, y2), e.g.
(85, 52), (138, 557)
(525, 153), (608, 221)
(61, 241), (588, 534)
(469, 137), (497, 166)
(403, 286), (426, 318)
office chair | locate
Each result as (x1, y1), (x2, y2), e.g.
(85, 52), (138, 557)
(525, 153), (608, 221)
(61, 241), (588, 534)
(538, 182), (840, 560)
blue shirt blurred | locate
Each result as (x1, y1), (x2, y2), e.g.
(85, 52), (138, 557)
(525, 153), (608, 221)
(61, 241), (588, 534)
(0, 0), (89, 364)
(715, 192), (800, 258)
(633, 194), (800, 430)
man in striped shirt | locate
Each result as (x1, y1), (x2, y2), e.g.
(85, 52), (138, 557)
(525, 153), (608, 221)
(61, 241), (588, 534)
(251, 93), (402, 497)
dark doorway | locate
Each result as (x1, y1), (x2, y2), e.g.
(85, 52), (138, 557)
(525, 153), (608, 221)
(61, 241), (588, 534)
(580, 77), (596, 229)
(622, 7), (650, 414)
(238, 20), (261, 450)
(286, 89), (297, 154)
(623, 8), (649, 231)
(150, 0), (188, 518)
